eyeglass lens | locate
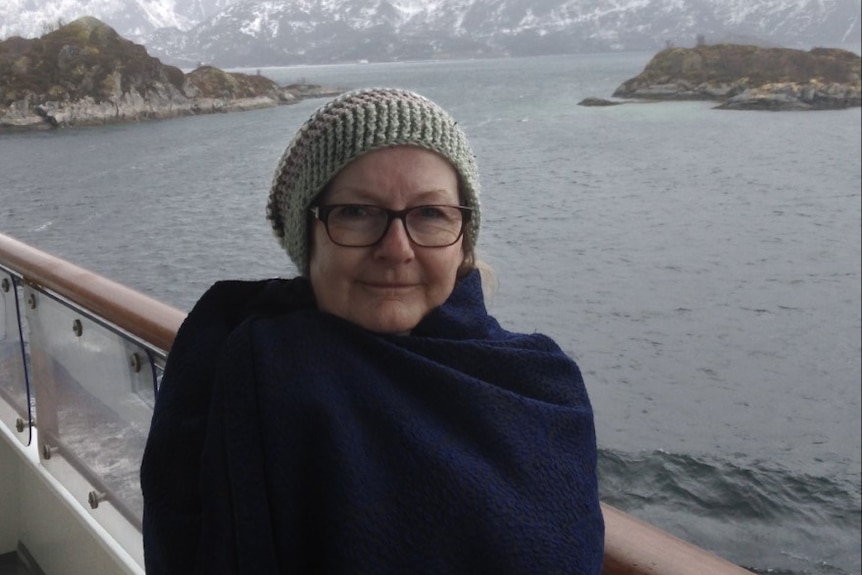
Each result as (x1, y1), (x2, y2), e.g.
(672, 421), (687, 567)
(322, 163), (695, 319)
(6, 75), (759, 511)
(318, 205), (468, 247)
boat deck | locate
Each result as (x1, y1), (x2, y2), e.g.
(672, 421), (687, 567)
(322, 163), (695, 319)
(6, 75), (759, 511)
(0, 232), (758, 575)
(0, 546), (41, 575)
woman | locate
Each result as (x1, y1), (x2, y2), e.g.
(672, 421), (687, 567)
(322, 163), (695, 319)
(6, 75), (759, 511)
(141, 88), (604, 574)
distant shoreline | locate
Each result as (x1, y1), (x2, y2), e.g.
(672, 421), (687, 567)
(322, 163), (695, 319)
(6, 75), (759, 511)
(0, 17), (345, 133)
(579, 44), (861, 111)
(0, 85), (344, 133)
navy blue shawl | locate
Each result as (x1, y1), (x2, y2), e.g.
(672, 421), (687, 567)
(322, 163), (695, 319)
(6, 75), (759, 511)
(141, 270), (604, 574)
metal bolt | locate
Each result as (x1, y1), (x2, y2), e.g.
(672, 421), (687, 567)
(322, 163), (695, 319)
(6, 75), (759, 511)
(130, 352), (142, 373)
(15, 417), (35, 431)
(1, 278), (9, 292)
(42, 443), (57, 460)
(88, 491), (107, 509)
(26, 293), (36, 309)
(73, 319), (83, 337)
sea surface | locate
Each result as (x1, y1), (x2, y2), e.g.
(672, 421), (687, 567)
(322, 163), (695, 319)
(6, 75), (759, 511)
(1, 52), (860, 574)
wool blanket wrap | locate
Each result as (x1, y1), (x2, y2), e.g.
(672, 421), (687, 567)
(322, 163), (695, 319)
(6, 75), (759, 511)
(141, 270), (604, 574)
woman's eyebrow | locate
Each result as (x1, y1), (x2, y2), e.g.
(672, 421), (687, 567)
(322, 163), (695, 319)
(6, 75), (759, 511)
(325, 188), (456, 203)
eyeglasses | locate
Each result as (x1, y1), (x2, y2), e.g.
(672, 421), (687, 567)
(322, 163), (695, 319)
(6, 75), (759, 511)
(310, 204), (473, 248)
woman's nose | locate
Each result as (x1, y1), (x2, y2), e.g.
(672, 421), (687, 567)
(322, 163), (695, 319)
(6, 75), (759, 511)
(374, 218), (414, 260)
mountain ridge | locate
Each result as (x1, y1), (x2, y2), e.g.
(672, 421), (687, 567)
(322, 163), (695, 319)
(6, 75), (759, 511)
(2, 0), (860, 68)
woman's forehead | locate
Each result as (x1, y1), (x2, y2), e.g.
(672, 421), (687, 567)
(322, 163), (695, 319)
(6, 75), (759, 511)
(322, 147), (460, 204)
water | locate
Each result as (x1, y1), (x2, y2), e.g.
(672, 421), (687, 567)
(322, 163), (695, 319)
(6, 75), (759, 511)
(1, 52), (860, 574)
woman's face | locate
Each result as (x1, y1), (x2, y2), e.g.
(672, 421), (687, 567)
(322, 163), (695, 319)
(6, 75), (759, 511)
(309, 146), (465, 334)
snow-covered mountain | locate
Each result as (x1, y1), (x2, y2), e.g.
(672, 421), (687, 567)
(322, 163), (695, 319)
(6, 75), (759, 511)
(0, 0), (242, 38)
(2, 0), (860, 68)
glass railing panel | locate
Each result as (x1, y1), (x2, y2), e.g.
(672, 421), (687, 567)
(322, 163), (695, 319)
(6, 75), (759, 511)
(22, 284), (158, 532)
(0, 271), (31, 446)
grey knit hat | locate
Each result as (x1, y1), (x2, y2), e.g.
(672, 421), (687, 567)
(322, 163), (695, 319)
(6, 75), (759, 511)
(266, 87), (481, 274)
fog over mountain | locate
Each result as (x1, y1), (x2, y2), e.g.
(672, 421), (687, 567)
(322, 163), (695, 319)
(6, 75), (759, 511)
(2, 0), (860, 67)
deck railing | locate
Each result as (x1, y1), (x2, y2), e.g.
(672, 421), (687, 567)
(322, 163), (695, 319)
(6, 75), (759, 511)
(0, 231), (752, 575)
(0, 233), (185, 570)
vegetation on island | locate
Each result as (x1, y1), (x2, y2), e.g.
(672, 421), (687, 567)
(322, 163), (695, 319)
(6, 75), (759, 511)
(580, 43), (861, 111)
(0, 16), (343, 131)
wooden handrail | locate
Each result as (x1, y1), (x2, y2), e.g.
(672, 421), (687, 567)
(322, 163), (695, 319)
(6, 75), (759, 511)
(0, 231), (752, 575)
(0, 233), (185, 353)
(601, 503), (752, 574)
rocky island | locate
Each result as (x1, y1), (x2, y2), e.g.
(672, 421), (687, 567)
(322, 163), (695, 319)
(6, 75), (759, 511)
(582, 44), (861, 111)
(0, 16), (343, 131)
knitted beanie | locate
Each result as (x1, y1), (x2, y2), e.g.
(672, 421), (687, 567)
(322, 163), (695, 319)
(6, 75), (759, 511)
(266, 87), (481, 275)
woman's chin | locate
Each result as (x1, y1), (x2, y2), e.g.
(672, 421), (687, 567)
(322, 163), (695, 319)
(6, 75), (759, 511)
(354, 304), (422, 336)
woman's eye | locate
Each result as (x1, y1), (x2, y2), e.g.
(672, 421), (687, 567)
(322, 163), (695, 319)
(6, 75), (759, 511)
(415, 206), (447, 219)
(333, 205), (371, 219)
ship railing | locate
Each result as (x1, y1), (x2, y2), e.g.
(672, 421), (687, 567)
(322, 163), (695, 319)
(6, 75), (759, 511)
(0, 232), (183, 573)
(0, 231), (752, 575)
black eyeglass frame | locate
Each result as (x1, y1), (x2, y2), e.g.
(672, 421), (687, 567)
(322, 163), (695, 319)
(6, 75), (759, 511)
(310, 204), (473, 248)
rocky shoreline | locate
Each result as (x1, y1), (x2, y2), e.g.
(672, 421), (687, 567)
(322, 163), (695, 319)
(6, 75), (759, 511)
(2, 83), (343, 132)
(0, 17), (344, 132)
(579, 44), (861, 111)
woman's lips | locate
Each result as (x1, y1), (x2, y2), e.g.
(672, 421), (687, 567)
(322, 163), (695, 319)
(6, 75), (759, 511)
(362, 281), (417, 292)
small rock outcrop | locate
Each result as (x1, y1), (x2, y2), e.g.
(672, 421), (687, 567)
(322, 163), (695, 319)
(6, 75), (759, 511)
(610, 44), (861, 111)
(577, 97), (626, 107)
(0, 17), (343, 131)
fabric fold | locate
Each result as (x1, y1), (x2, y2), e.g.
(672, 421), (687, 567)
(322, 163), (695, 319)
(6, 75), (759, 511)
(142, 270), (604, 574)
